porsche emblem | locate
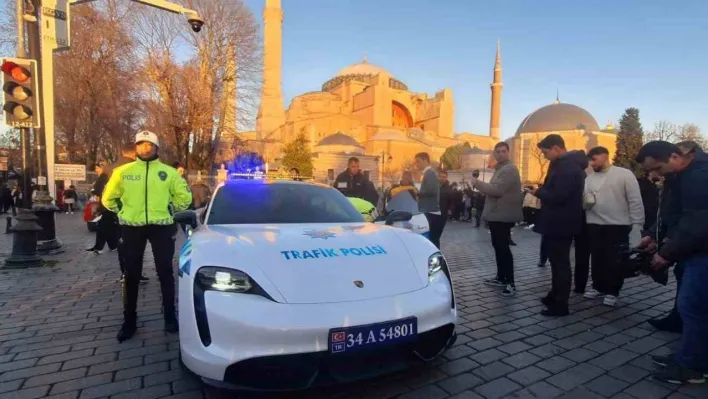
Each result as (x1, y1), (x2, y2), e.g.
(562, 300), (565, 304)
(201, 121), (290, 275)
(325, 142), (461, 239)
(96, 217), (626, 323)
(353, 280), (364, 288)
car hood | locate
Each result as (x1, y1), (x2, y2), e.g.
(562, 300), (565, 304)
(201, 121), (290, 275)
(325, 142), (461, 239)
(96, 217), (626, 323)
(200, 223), (426, 304)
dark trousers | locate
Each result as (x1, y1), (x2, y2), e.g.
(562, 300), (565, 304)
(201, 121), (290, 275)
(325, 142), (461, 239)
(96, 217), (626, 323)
(425, 213), (445, 249)
(664, 263), (685, 325)
(474, 207), (483, 227)
(587, 224), (630, 296)
(122, 225), (176, 315)
(676, 255), (708, 372)
(489, 222), (515, 285)
(117, 225), (147, 276)
(539, 235), (548, 265)
(94, 211), (120, 251)
(572, 221), (591, 292)
(546, 235), (573, 310)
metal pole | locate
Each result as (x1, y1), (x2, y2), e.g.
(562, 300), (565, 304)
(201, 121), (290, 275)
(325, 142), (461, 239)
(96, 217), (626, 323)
(26, 0), (45, 194)
(16, 0), (26, 57)
(17, 0), (33, 208)
(20, 128), (31, 209)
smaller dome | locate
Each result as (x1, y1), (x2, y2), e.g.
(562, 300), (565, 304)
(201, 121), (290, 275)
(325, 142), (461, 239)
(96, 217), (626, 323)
(316, 132), (363, 148)
(516, 102), (600, 136)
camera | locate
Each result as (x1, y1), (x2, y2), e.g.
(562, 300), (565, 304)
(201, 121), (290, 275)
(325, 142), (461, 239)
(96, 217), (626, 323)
(186, 12), (204, 32)
(623, 247), (669, 285)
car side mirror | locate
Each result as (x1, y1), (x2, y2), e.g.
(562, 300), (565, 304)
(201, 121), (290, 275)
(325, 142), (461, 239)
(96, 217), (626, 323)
(385, 210), (413, 226)
(174, 210), (198, 229)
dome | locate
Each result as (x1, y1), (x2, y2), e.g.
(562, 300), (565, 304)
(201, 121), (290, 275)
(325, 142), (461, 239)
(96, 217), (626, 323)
(516, 102), (600, 136)
(336, 60), (390, 77)
(316, 132), (363, 148)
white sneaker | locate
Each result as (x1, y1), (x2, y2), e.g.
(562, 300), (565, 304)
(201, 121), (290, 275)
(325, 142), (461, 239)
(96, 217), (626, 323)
(603, 295), (618, 307)
(584, 289), (604, 299)
(65, 212), (69, 215)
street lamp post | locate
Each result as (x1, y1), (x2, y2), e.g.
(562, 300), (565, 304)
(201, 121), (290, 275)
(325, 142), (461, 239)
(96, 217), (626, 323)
(380, 151), (392, 190)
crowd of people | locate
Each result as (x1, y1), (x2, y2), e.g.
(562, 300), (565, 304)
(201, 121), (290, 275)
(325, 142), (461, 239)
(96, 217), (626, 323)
(62, 130), (706, 385)
(333, 134), (707, 385)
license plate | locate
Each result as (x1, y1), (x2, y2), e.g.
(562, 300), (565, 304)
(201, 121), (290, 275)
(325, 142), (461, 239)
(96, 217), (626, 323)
(328, 317), (417, 354)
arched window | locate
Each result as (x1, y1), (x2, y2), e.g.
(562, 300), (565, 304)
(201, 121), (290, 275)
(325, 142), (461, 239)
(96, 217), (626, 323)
(392, 101), (413, 129)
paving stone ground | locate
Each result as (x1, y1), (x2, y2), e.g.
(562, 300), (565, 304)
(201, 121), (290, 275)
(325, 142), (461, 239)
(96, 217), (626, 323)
(0, 215), (706, 399)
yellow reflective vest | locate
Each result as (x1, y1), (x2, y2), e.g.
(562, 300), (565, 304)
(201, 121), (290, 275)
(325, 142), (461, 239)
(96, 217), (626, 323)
(102, 159), (192, 226)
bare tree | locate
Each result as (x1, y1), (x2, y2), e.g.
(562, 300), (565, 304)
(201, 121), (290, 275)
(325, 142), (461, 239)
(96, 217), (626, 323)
(53, 3), (141, 166)
(677, 123), (707, 149)
(645, 120), (678, 142)
(134, 0), (261, 171)
(0, 0), (17, 56)
(528, 134), (549, 183)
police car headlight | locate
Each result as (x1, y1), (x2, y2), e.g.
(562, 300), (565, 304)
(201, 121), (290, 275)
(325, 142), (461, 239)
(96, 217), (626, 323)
(428, 252), (444, 278)
(196, 267), (252, 293)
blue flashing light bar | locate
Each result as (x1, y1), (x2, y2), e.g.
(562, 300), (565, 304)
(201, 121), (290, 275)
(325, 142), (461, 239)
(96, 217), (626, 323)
(227, 172), (314, 181)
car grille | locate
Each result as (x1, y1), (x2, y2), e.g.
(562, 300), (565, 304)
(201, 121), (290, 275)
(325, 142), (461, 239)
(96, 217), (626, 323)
(217, 323), (456, 391)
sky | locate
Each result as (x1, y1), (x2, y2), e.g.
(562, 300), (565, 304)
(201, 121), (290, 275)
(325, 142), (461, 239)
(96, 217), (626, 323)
(240, 0), (708, 139)
(3, 0), (706, 140)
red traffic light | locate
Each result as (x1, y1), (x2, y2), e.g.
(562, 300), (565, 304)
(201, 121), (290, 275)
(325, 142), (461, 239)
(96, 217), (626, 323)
(1, 61), (30, 82)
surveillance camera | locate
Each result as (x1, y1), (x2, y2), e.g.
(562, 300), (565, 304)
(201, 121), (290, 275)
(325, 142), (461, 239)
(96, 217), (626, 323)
(186, 12), (204, 33)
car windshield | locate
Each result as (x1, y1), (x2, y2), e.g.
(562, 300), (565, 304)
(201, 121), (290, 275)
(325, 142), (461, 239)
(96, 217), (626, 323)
(207, 182), (366, 225)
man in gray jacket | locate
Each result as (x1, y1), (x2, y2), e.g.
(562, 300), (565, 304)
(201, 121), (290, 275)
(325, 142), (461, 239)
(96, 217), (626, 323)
(471, 142), (523, 296)
(415, 152), (444, 249)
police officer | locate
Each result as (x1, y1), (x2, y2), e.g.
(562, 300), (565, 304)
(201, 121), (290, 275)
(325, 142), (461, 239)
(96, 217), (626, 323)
(102, 131), (192, 342)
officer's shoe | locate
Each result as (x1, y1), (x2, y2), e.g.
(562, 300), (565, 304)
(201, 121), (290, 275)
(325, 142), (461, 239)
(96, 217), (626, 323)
(164, 310), (178, 334)
(117, 311), (137, 343)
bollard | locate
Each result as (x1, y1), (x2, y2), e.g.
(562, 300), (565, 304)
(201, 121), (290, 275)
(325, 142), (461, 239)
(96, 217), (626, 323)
(3, 211), (43, 269)
(32, 190), (62, 253)
(5, 216), (11, 234)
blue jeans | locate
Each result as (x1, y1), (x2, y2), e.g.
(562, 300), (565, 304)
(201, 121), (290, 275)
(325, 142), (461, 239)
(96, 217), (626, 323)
(676, 255), (708, 371)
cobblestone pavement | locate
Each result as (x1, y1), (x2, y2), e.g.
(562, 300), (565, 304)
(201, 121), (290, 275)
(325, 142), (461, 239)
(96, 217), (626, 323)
(0, 215), (706, 399)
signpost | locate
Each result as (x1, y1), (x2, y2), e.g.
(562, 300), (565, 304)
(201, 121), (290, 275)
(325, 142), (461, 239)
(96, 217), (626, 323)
(41, 0), (70, 51)
(54, 163), (85, 181)
(36, 0), (70, 201)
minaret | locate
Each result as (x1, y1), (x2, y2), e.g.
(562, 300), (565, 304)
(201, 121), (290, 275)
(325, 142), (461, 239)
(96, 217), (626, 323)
(256, 0), (285, 140)
(489, 40), (503, 141)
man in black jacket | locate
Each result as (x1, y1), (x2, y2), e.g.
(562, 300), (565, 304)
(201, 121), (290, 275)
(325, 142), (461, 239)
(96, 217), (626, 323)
(647, 142), (703, 334)
(333, 157), (379, 206)
(636, 140), (708, 384)
(531, 134), (587, 317)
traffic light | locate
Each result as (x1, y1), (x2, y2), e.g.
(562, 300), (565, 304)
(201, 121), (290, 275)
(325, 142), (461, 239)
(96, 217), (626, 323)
(1, 57), (41, 129)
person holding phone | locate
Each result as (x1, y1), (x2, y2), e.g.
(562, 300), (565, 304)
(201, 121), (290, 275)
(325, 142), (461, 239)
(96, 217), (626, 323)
(470, 143), (523, 296)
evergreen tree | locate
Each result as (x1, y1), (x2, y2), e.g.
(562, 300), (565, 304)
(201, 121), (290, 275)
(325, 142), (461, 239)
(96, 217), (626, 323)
(613, 107), (645, 176)
(440, 142), (471, 170)
(281, 132), (313, 177)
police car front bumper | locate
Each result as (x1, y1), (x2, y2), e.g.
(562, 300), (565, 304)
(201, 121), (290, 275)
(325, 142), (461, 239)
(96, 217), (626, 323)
(179, 274), (456, 389)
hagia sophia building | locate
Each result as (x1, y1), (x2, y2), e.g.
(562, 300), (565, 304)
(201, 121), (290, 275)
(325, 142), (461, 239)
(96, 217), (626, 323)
(224, 0), (618, 185)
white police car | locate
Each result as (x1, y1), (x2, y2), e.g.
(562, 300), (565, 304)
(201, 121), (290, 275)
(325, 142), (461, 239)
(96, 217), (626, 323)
(174, 179), (457, 391)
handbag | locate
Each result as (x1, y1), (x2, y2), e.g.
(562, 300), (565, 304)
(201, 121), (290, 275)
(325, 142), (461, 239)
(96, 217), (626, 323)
(583, 173), (608, 210)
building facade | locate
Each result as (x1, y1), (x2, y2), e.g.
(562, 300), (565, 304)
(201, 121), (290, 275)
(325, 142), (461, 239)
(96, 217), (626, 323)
(226, 0), (616, 186)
